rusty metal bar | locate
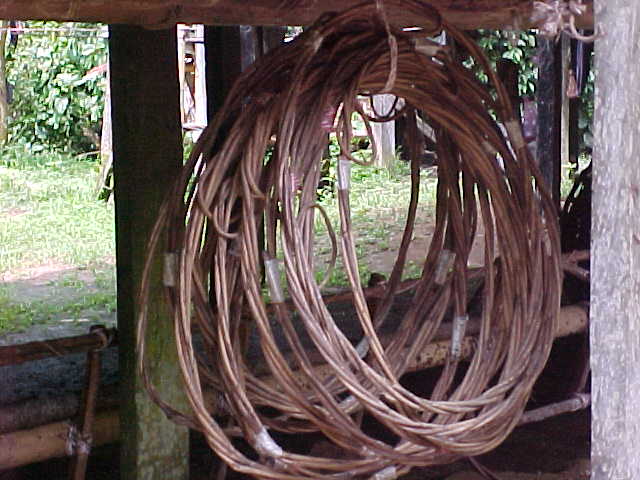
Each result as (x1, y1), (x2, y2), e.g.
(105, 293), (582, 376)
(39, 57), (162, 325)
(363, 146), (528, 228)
(0, 328), (117, 367)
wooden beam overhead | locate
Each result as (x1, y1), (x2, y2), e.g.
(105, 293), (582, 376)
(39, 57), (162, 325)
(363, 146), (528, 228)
(0, 0), (593, 30)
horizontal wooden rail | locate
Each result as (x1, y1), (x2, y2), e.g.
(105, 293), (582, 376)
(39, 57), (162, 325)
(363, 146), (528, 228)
(0, 0), (593, 31)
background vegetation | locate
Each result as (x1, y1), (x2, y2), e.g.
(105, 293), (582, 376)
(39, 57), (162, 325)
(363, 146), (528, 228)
(0, 25), (593, 333)
(5, 22), (107, 153)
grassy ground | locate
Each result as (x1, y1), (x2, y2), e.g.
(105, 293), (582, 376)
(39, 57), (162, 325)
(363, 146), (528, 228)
(0, 147), (579, 334)
(312, 159), (438, 287)
(0, 151), (116, 332)
(0, 148), (438, 333)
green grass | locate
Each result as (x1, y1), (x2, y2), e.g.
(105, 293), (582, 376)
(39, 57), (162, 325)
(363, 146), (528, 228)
(0, 152), (115, 273)
(0, 284), (116, 332)
(0, 145), (581, 332)
(0, 151), (116, 332)
(312, 158), (438, 289)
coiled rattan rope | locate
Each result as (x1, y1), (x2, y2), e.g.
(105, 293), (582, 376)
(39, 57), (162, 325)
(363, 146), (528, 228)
(137, 2), (562, 478)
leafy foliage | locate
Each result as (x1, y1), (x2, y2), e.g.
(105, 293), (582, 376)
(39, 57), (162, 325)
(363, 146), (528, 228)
(475, 30), (594, 158)
(475, 30), (538, 98)
(5, 22), (107, 153)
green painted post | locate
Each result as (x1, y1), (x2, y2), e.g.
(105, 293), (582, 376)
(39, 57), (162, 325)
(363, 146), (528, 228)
(109, 25), (189, 480)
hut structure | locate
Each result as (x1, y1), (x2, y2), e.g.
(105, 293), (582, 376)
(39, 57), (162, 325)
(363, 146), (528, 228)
(1, 0), (638, 479)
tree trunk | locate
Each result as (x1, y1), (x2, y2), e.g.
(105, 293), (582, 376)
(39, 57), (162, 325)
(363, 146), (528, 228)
(591, 0), (640, 478)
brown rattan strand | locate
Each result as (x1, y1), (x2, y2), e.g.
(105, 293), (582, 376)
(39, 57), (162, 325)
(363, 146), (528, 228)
(136, 1), (562, 478)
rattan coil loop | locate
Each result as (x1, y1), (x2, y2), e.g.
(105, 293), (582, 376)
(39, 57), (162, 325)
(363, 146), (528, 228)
(138, 1), (562, 478)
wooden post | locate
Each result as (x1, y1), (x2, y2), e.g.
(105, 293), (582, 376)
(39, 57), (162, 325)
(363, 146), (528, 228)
(193, 25), (207, 134)
(536, 35), (562, 205)
(97, 64), (113, 198)
(568, 37), (593, 167)
(260, 26), (286, 54)
(559, 34), (571, 168)
(177, 25), (186, 125)
(371, 94), (396, 169)
(591, 0), (640, 478)
(205, 26), (249, 117)
(109, 26), (189, 480)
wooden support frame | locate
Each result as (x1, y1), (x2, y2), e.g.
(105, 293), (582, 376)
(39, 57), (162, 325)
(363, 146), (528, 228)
(109, 25), (189, 479)
(0, 0), (594, 31)
(591, 0), (640, 477)
(0, 305), (589, 470)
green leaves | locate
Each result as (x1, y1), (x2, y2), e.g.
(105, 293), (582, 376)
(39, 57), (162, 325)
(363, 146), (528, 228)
(5, 21), (107, 153)
(476, 30), (538, 98)
(475, 30), (593, 156)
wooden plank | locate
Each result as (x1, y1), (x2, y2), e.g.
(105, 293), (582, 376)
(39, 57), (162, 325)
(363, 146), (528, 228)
(591, 0), (640, 477)
(0, 0), (594, 31)
(109, 25), (189, 480)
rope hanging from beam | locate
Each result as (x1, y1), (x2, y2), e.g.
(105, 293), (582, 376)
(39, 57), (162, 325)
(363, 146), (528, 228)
(138, 1), (562, 478)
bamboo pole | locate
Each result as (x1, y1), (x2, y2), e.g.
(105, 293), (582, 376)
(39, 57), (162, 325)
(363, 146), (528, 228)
(0, 394), (593, 472)
(0, 410), (119, 470)
(519, 393), (590, 426)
